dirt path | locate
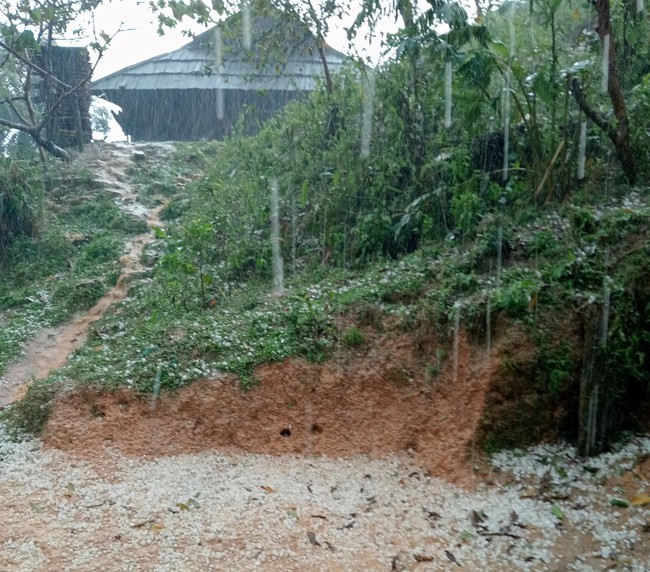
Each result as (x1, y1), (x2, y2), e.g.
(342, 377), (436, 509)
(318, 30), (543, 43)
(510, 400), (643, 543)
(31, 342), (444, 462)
(0, 143), (171, 408)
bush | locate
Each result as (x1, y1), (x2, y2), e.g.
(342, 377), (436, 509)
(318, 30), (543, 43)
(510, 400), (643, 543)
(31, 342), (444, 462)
(0, 160), (41, 261)
(342, 327), (365, 347)
(81, 235), (123, 264)
(0, 379), (58, 437)
(52, 278), (106, 313)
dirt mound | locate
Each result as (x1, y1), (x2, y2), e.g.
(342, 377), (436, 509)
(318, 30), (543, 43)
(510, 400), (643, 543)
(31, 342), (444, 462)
(45, 332), (497, 485)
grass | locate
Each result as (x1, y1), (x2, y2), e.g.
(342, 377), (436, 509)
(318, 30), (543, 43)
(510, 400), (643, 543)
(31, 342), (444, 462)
(0, 159), (155, 375)
(0, 379), (58, 437)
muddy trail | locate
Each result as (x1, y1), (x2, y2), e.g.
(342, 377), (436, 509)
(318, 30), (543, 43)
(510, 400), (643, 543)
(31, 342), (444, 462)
(0, 143), (649, 571)
(0, 142), (172, 408)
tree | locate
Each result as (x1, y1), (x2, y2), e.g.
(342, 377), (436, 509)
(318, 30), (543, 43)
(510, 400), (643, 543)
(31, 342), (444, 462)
(569, 0), (637, 184)
(0, 0), (115, 160)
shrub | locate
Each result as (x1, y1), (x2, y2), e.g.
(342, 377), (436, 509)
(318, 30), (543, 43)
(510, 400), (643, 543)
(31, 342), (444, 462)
(342, 327), (365, 347)
(0, 160), (40, 261)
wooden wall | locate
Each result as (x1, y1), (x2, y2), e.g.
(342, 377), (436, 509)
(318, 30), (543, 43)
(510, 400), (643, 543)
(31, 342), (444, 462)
(105, 88), (303, 141)
(37, 46), (92, 149)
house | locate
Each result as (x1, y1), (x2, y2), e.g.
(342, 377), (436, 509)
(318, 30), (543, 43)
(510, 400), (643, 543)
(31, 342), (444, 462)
(90, 3), (349, 141)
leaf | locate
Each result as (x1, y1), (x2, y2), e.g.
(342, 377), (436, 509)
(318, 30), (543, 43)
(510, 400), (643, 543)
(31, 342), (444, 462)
(29, 502), (45, 514)
(177, 502), (190, 511)
(307, 531), (321, 546)
(551, 505), (565, 520)
(609, 498), (630, 508)
(459, 529), (476, 541)
(630, 495), (650, 506)
(489, 40), (509, 60)
(260, 485), (274, 494)
(394, 213), (410, 240)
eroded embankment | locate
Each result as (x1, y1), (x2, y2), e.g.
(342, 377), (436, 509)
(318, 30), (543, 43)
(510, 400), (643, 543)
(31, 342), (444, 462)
(45, 331), (498, 485)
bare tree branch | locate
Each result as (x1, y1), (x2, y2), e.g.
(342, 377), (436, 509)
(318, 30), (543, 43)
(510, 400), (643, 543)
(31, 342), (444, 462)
(5, 96), (29, 125)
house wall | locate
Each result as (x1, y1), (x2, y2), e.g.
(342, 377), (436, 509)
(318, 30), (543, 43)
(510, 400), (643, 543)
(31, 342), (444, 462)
(104, 88), (303, 141)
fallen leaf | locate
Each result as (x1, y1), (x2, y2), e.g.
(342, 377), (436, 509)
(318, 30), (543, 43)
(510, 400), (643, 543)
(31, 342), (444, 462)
(425, 509), (442, 523)
(445, 549), (461, 566)
(610, 498), (630, 508)
(307, 531), (321, 546)
(551, 505), (565, 520)
(471, 509), (487, 528)
(459, 530), (476, 541)
(261, 486), (274, 494)
(630, 495), (650, 506)
(29, 502), (45, 514)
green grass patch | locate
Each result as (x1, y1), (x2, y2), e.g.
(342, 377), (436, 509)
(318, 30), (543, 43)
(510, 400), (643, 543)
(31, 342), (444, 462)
(0, 379), (58, 437)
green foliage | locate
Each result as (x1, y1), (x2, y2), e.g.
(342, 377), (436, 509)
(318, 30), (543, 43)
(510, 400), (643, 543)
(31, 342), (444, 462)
(0, 379), (57, 437)
(159, 197), (191, 221)
(342, 326), (365, 347)
(494, 269), (543, 316)
(0, 160), (41, 260)
(0, 158), (150, 375)
(68, 197), (148, 235)
(285, 297), (334, 361)
(52, 278), (106, 313)
(535, 340), (574, 395)
(628, 73), (650, 180)
(81, 235), (123, 265)
(2, 0), (649, 458)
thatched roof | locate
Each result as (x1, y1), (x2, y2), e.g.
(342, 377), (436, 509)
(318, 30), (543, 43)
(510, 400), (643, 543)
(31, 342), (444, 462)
(91, 5), (348, 94)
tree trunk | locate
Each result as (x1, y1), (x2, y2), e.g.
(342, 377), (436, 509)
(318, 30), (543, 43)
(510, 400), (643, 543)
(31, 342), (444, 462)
(571, 0), (637, 184)
(578, 305), (599, 457)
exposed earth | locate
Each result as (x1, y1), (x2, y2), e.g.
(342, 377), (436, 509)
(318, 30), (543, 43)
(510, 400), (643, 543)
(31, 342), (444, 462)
(1, 142), (649, 571)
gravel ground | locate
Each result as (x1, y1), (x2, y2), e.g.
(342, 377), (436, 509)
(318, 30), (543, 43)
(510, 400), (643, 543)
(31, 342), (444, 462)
(1, 425), (649, 571)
